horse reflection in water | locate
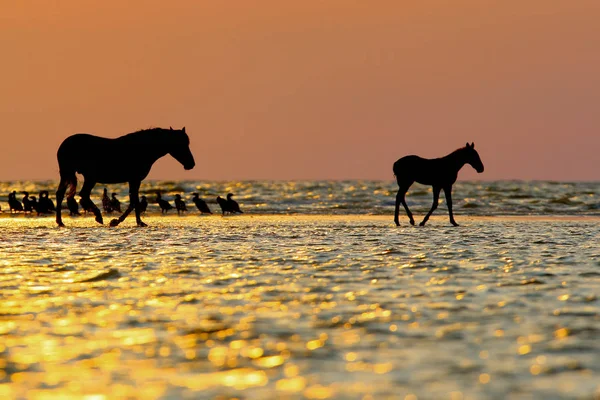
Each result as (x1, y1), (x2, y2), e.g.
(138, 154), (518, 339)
(393, 142), (484, 227)
(55, 127), (195, 227)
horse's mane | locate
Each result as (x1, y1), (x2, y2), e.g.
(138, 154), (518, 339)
(121, 127), (171, 139)
(131, 127), (168, 134)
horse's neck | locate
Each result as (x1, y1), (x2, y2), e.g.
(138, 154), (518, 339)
(137, 132), (170, 163)
(443, 149), (468, 173)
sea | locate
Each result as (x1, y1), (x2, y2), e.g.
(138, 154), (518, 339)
(0, 180), (599, 400)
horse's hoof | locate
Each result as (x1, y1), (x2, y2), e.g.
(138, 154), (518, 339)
(394, 220), (400, 226)
(109, 219), (120, 227)
(57, 222), (65, 228)
(419, 221), (426, 227)
(137, 221), (148, 227)
(409, 220), (415, 226)
(95, 216), (104, 224)
(451, 222), (460, 227)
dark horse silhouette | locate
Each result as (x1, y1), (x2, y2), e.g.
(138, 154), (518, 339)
(393, 142), (484, 227)
(55, 127), (195, 227)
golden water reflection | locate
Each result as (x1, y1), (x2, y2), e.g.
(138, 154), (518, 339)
(1, 215), (599, 399)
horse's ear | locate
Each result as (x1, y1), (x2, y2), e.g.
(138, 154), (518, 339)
(471, 142), (475, 148)
(170, 126), (173, 130)
(466, 142), (470, 148)
(182, 127), (186, 133)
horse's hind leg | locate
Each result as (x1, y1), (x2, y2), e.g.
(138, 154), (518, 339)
(80, 179), (103, 224)
(395, 182), (414, 226)
(56, 178), (68, 227)
(56, 172), (78, 227)
(420, 186), (440, 226)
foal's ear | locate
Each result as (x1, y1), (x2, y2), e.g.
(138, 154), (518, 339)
(182, 127), (186, 133)
(170, 126), (173, 130)
(465, 142), (470, 148)
(471, 142), (475, 148)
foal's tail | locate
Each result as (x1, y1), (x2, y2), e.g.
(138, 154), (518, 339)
(392, 159), (402, 184)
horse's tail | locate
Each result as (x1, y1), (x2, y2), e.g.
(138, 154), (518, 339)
(57, 138), (78, 197)
(62, 171), (78, 198)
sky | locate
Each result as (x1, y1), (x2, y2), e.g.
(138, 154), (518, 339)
(1, 1), (599, 181)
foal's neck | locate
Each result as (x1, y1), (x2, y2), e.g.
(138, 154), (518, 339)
(444, 148), (468, 172)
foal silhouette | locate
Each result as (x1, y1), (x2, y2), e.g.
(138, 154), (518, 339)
(55, 127), (195, 227)
(393, 142), (484, 227)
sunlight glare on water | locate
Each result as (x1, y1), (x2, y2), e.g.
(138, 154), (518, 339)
(1, 214), (599, 399)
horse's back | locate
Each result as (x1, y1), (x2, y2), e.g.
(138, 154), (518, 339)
(58, 134), (110, 157)
(57, 134), (113, 173)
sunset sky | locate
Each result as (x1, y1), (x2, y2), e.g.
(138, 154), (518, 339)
(1, 1), (599, 181)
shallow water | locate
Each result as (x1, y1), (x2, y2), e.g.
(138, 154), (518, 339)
(1, 215), (599, 399)
(1, 180), (599, 216)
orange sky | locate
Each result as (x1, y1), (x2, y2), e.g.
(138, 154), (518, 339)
(1, 1), (599, 181)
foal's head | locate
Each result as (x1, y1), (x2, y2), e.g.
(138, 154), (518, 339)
(167, 127), (195, 170)
(464, 142), (484, 173)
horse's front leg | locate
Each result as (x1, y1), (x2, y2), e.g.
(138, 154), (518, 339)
(109, 181), (146, 227)
(132, 182), (147, 227)
(444, 185), (459, 226)
(420, 186), (440, 226)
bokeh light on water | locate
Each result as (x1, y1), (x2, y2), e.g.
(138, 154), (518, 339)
(1, 214), (599, 399)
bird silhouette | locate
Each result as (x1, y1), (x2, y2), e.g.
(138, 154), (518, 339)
(216, 196), (231, 215)
(22, 192), (34, 212)
(29, 196), (39, 214)
(226, 193), (243, 214)
(8, 191), (23, 212)
(67, 196), (80, 216)
(139, 195), (148, 214)
(156, 192), (173, 213)
(102, 188), (113, 213)
(38, 191), (55, 214)
(192, 193), (212, 214)
(174, 194), (187, 215)
(110, 193), (122, 213)
(79, 198), (94, 214)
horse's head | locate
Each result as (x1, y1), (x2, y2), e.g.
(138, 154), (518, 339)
(168, 127), (195, 170)
(465, 142), (484, 173)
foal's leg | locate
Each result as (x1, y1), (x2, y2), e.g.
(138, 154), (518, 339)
(80, 180), (103, 224)
(394, 183), (414, 226)
(443, 185), (459, 226)
(420, 186), (441, 226)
